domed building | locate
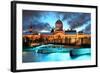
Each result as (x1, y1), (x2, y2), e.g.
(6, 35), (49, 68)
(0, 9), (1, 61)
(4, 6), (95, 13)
(53, 20), (64, 35)
(55, 20), (63, 31)
(23, 20), (91, 47)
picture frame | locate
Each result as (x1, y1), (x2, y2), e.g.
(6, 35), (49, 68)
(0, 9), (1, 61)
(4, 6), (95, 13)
(11, 1), (98, 72)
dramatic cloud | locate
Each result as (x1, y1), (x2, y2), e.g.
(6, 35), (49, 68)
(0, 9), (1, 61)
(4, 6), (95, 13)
(23, 10), (52, 31)
(68, 13), (90, 29)
(83, 24), (91, 34)
(23, 10), (91, 34)
(55, 12), (91, 29)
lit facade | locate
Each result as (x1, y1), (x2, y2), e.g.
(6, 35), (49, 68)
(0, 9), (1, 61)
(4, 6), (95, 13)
(23, 20), (91, 47)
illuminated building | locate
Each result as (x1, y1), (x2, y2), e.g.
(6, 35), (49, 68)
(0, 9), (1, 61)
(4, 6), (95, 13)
(55, 20), (63, 31)
(23, 20), (91, 47)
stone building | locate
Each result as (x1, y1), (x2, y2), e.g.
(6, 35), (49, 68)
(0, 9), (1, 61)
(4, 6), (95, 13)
(23, 20), (91, 47)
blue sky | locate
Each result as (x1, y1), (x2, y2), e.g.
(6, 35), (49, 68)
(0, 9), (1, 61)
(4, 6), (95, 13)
(23, 10), (91, 34)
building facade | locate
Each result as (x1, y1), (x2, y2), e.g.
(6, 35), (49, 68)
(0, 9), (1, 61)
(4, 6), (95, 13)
(23, 20), (91, 47)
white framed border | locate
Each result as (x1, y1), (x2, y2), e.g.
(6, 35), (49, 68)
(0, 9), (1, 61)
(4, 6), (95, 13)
(11, 1), (97, 71)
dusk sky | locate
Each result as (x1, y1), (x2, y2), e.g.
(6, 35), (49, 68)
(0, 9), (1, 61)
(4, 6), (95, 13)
(23, 10), (91, 34)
